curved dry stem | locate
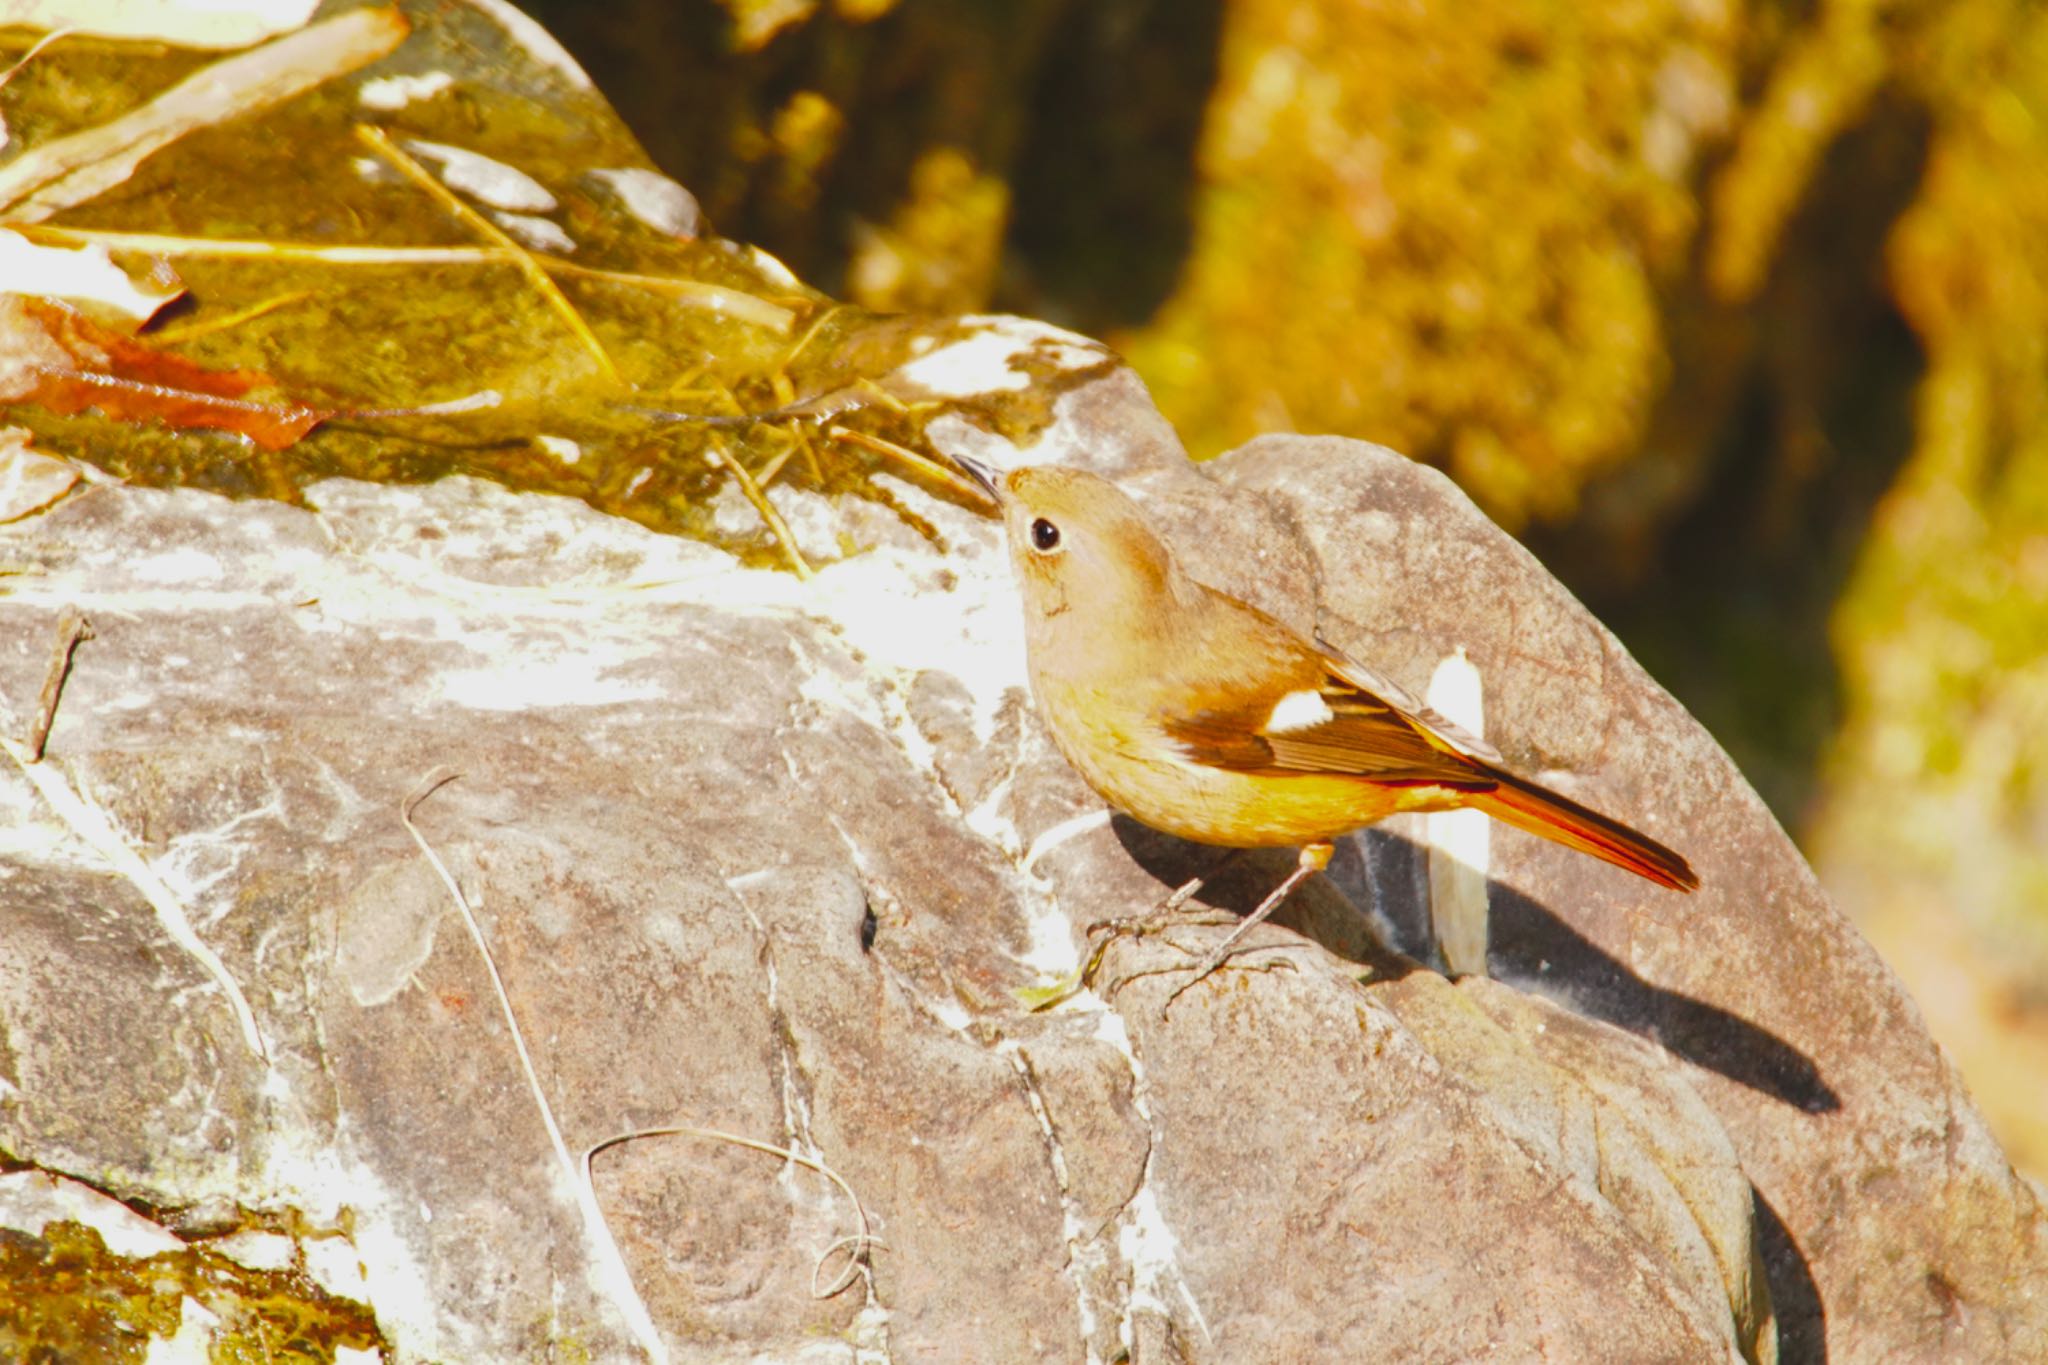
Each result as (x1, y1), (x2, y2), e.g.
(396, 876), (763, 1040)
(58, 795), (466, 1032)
(585, 1123), (881, 1299)
(401, 769), (669, 1363)
(355, 123), (621, 385)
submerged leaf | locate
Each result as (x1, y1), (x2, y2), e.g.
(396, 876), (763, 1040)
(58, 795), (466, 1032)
(1, 297), (330, 449)
(26, 370), (327, 450)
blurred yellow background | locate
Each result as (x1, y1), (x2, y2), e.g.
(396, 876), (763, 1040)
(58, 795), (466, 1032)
(522, 0), (2048, 1183)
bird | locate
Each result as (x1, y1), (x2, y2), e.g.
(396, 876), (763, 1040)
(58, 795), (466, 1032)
(948, 453), (1697, 1003)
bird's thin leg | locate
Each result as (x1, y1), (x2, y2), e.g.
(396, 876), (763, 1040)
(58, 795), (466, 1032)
(1163, 841), (1333, 1011)
(1161, 847), (1243, 912)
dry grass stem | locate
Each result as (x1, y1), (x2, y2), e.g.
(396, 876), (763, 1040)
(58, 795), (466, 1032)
(355, 123), (621, 385)
(25, 605), (92, 762)
(150, 291), (314, 343)
(707, 435), (812, 579)
(789, 423), (824, 485)
(0, 27), (76, 88)
(753, 434), (797, 489)
(778, 303), (843, 377)
(583, 1124), (882, 1299)
(17, 226), (795, 332)
(554, 260), (793, 334)
(0, 698), (267, 1062)
(400, 770), (668, 1363)
(13, 224), (506, 264)
(827, 425), (990, 504)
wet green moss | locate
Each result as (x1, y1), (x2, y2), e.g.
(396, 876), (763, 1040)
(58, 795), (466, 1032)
(1, 5), (1084, 573)
(0, 1218), (387, 1364)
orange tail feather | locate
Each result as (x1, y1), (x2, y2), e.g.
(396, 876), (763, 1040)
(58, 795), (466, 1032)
(1471, 771), (1697, 892)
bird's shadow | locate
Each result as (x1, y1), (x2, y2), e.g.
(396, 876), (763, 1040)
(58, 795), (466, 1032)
(1109, 814), (1838, 1116)
(1111, 815), (1835, 1358)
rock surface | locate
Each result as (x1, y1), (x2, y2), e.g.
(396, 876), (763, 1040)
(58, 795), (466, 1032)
(4, 355), (2041, 1361)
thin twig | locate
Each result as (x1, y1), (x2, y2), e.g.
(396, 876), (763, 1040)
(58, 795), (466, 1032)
(12, 225), (508, 263)
(0, 27), (75, 88)
(584, 1124), (882, 1299)
(150, 290), (314, 343)
(753, 433), (797, 489)
(827, 425), (991, 504)
(0, 723), (267, 1062)
(777, 303), (843, 378)
(355, 124), (622, 385)
(789, 422), (824, 485)
(552, 260), (793, 334)
(400, 770), (668, 1363)
(25, 607), (92, 763)
(707, 436), (811, 579)
(15, 225), (795, 332)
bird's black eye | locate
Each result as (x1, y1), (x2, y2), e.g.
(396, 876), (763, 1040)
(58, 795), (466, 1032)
(1030, 518), (1061, 552)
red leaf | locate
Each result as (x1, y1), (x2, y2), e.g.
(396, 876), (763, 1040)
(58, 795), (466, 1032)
(27, 370), (327, 451)
(7, 298), (330, 449)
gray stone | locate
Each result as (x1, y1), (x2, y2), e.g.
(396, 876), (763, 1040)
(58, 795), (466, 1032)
(2, 383), (2040, 1362)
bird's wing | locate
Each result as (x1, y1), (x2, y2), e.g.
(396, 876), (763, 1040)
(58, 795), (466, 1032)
(1159, 644), (1500, 788)
(1312, 639), (1504, 766)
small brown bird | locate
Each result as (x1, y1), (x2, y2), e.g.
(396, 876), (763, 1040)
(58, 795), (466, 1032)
(952, 454), (1696, 995)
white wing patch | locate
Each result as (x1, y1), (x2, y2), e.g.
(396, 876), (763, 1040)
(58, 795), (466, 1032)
(1425, 647), (1491, 977)
(1266, 688), (1335, 733)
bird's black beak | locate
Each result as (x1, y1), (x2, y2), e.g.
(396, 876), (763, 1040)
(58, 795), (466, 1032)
(946, 452), (1004, 505)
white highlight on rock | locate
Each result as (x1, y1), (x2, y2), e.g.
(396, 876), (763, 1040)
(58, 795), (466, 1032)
(334, 1348), (385, 1365)
(896, 329), (1036, 395)
(534, 434), (581, 465)
(0, 1169), (185, 1258)
(961, 314), (1108, 373)
(1424, 647), (1490, 978)
(0, 428), (77, 522)
(303, 1233), (371, 1302)
(434, 655), (660, 711)
(588, 168), (700, 238)
(1001, 1039), (1109, 1354)
(489, 209), (574, 254)
(1265, 687), (1334, 733)
(211, 1228), (295, 1271)
(0, 227), (183, 322)
(131, 546), (226, 586)
(0, 736), (268, 1061)
(894, 316), (1109, 399)
(1092, 1010), (1211, 1350)
(143, 1296), (219, 1364)
(1023, 807), (1112, 873)
(403, 140), (556, 212)
(358, 71), (454, 111)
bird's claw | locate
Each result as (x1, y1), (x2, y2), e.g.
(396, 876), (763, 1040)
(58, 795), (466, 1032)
(1158, 946), (1299, 1014)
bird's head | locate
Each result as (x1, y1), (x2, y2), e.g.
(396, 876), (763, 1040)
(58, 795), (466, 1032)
(950, 455), (1181, 652)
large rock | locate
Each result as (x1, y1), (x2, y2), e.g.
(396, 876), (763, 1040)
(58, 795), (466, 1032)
(1204, 436), (2048, 1362)
(6, 351), (2039, 1359)
(0, 375), (1769, 1360)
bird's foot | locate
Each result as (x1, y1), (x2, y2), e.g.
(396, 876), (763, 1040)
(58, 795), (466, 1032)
(1097, 944), (1301, 1013)
(1085, 907), (1235, 942)
(1079, 908), (1233, 993)
(1158, 942), (1301, 1014)
(1084, 861), (1242, 943)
